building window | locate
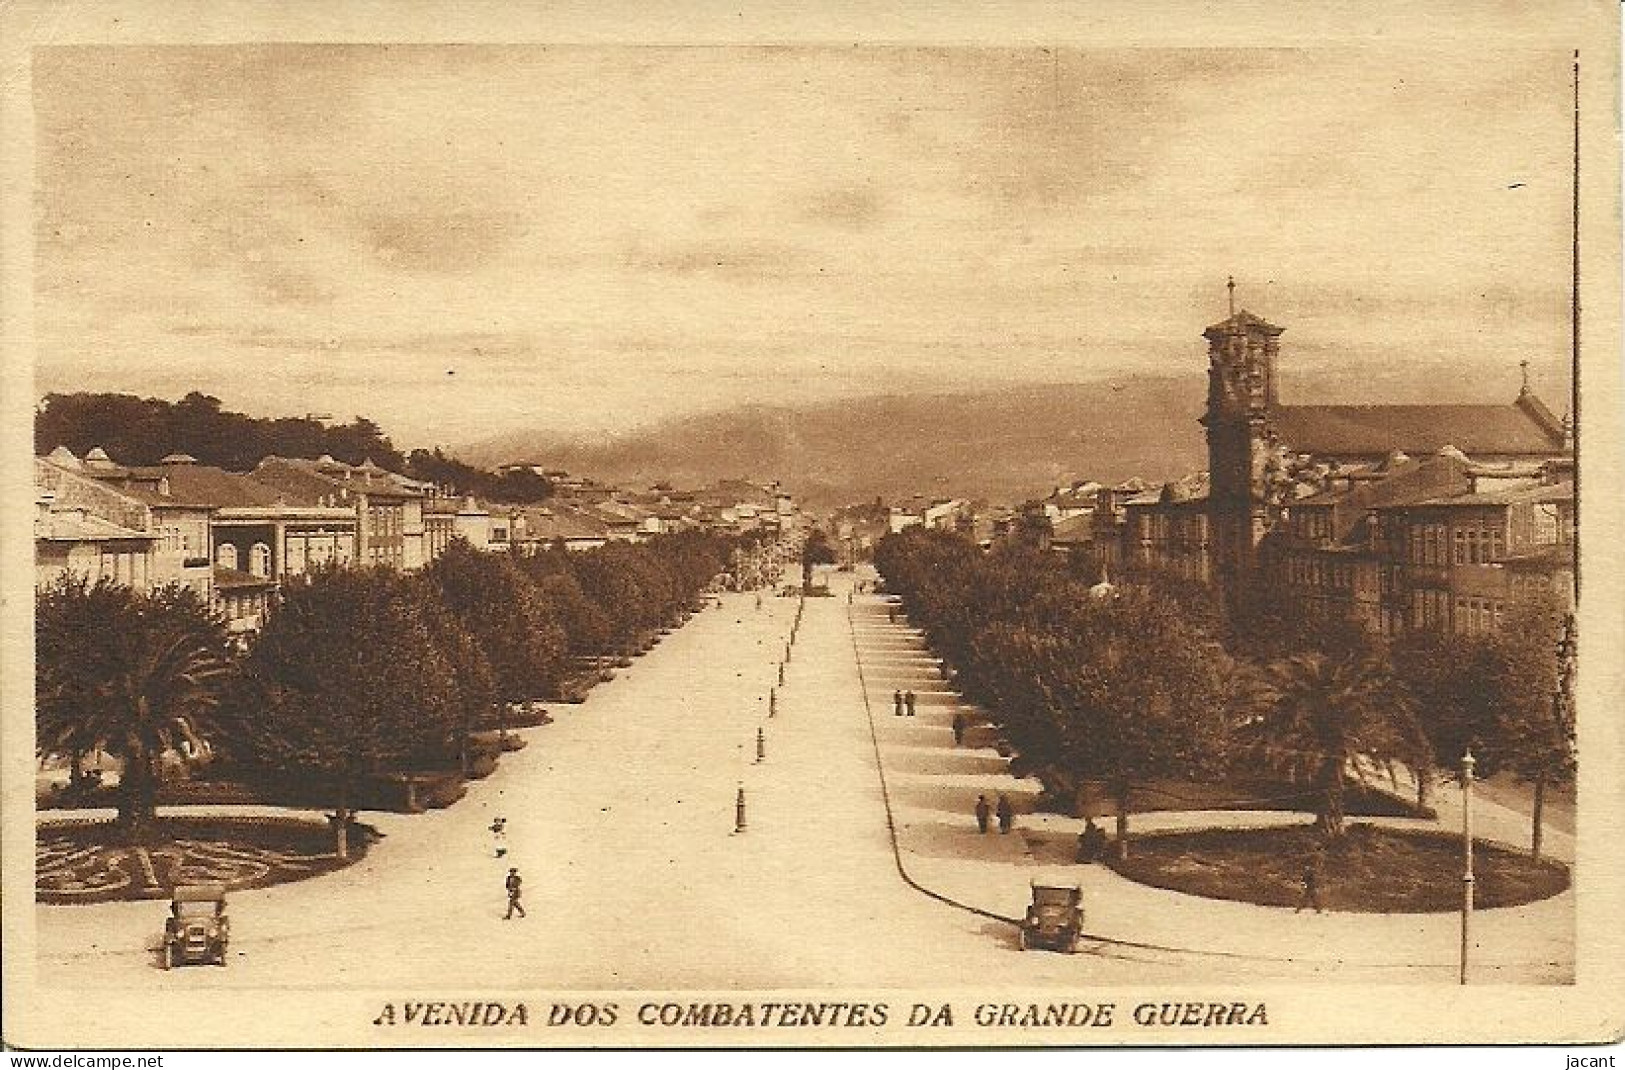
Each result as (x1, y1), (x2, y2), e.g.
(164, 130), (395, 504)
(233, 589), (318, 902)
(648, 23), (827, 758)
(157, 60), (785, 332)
(217, 543), (238, 570)
(250, 542), (272, 578)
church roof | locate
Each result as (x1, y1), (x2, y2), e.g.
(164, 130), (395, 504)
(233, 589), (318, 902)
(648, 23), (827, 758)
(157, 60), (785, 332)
(1203, 309), (1284, 338)
(1270, 398), (1564, 458)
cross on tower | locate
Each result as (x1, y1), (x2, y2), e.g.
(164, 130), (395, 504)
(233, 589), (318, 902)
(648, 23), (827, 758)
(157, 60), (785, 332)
(1519, 359), (1531, 394)
(1227, 275), (1236, 318)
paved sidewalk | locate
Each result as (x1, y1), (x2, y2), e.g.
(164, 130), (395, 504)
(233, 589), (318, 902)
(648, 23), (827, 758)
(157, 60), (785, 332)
(848, 572), (1574, 983)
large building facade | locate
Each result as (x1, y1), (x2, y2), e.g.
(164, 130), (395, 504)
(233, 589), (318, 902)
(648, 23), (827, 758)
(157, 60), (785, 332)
(1074, 297), (1574, 638)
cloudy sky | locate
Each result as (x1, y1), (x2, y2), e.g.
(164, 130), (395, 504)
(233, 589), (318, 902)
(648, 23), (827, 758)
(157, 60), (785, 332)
(33, 44), (1576, 449)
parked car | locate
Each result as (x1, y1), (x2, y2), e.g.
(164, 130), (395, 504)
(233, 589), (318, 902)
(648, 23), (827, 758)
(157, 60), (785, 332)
(163, 884), (229, 968)
(1020, 883), (1084, 953)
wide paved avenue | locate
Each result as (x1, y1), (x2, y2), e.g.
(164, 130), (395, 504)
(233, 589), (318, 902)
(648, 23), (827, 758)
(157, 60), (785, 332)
(37, 579), (1194, 989)
(36, 570), (1570, 989)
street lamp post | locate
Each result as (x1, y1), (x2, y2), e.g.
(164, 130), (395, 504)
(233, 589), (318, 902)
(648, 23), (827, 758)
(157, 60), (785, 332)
(756, 727), (766, 763)
(1459, 748), (1476, 985)
(735, 784), (747, 834)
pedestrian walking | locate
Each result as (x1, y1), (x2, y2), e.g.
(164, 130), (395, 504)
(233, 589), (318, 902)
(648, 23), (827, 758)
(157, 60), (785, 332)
(905, 690), (916, 717)
(893, 690), (904, 717)
(951, 712), (966, 745)
(974, 794), (992, 834)
(996, 793), (1014, 834)
(1296, 852), (1325, 914)
(489, 816), (508, 858)
(504, 868), (526, 919)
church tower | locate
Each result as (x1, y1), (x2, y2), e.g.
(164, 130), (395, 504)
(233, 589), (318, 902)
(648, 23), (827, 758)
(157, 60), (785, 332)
(1199, 279), (1284, 599)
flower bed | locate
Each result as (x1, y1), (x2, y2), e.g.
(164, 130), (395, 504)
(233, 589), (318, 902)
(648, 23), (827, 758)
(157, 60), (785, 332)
(1106, 823), (1569, 913)
(37, 814), (371, 904)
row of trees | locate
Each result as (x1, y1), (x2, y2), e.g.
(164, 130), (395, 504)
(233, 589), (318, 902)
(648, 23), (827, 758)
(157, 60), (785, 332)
(37, 391), (406, 472)
(35, 393), (556, 504)
(875, 529), (1575, 857)
(402, 448), (554, 503)
(37, 531), (738, 850)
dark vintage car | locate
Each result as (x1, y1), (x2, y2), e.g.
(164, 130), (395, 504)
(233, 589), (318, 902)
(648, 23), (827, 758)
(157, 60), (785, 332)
(163, 884), (229, 968)
(1020, 883), (1084, 953)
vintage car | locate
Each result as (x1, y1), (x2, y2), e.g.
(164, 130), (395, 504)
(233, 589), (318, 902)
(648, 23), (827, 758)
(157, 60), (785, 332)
(163, 884), (229, 968)
(1020, 883), (1085, 953)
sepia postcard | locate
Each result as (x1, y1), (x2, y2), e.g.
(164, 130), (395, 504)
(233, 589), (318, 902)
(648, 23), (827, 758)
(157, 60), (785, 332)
(2, 0), (1622, 1053)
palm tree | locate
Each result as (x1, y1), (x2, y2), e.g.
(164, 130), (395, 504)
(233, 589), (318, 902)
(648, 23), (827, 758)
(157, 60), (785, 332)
(1237, 650), (1430, 841)
(37, 576), (232, 843)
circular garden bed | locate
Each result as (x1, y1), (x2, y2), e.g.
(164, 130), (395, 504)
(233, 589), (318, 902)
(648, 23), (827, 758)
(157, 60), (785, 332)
(1107, 823), (1569, 913)
(37, 815), (371, 904)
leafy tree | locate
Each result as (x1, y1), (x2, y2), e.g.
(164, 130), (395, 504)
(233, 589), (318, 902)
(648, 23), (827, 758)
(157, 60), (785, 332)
(233, 568), (461, 857)
(413, 579), (499, 775)
(1486, 598), (1575, 858)
(800, 528), (837, 588)
(35, 391), (405, 471)
(36, 576), (233, 842)
(571, 544), (654, 650)
(1014, 588), (1233, 857)
(1391, 627), (1502, 807)
(1225, 580), (1378, 664)
(491, 467), (554, 503)
(405, 451), (555, 503)
(1235, 650), (1431, 842)
(529, 570), (612, 657)
(1391, 595), (1576, 853)
(420, 539), (566, 706)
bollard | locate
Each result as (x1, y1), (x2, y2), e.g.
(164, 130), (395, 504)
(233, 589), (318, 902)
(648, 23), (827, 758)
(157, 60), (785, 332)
(735, 785), (747, 833)
(769, 688), (777, 717)
(756, 726), (766, 763)
(778, 663), (785, 685)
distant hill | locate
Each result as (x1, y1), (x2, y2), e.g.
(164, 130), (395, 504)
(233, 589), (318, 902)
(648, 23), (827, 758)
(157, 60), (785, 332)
(458, 378), (1208, 510)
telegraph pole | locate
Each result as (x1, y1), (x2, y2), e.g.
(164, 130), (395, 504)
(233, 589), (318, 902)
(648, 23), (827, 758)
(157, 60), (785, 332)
(1571, 49), (1581, 600)
(1459, 749), (1476, 985)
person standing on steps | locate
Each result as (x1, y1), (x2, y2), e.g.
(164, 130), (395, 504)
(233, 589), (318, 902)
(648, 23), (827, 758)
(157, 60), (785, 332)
(996, 793), (1014, 834)
(905, 690), (916, 717)
(489, 816), (507, 858)
(504, 867), (526, 919)
(952, 712), (967, 745)
(894, 690), (904, 717)
(974, 794), (992, 834)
